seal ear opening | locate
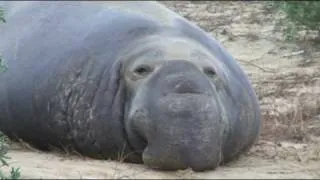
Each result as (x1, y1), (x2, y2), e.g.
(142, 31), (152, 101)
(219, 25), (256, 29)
(203, 67), (216, 78)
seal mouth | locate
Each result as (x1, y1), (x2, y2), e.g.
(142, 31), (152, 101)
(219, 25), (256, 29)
(161, 92), (211, 104)
(164, 92), (209, 98)
(156, 92), (215, 122)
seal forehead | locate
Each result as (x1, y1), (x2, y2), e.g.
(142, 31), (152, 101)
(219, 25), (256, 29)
(124, 35), (217, 67)
(160, 38), (211, 62)
(160, 36), (217, 65)
(89, 1), (180, 26)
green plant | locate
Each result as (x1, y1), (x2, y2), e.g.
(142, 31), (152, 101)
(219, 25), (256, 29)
(0, 8), (21, 179)
(0, 7), (7, 73)
(0, 8), (5, 23)
(267, 1), (320, 41)
(0, 133), (21, 180)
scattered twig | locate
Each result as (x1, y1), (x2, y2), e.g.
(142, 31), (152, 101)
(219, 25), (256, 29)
(282, 50), (305, 58)
(237, 59), (276, 73)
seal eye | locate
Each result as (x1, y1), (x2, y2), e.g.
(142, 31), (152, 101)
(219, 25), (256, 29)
(203, 67), (216, 78)
(133, 65), (153, 77)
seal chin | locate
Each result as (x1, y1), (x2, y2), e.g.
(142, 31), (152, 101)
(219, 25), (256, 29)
(142, 147), (188, 171)
(142, 143), (221, 172)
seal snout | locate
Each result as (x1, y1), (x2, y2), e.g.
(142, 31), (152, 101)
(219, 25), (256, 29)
(126, 60), (225, 171)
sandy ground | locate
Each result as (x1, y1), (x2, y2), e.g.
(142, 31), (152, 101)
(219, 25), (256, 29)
(2, 1), (320, 179)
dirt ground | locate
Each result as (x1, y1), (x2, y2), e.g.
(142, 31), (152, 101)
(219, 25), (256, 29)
(2, 1), (320, 179)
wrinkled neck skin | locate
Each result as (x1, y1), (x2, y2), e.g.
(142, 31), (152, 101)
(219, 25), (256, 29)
(120, 34), (230, 171)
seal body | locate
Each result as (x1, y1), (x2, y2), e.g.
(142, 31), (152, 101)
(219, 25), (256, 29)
(0, 1), (261, 171)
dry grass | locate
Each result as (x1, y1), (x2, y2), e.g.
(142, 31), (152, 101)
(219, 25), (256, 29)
(257, 70), (320, 142)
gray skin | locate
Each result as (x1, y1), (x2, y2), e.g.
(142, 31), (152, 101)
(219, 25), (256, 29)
(0, 1), (261, 171)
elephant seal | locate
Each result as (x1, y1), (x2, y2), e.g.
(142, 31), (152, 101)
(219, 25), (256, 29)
(0, 1), (261, 171)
